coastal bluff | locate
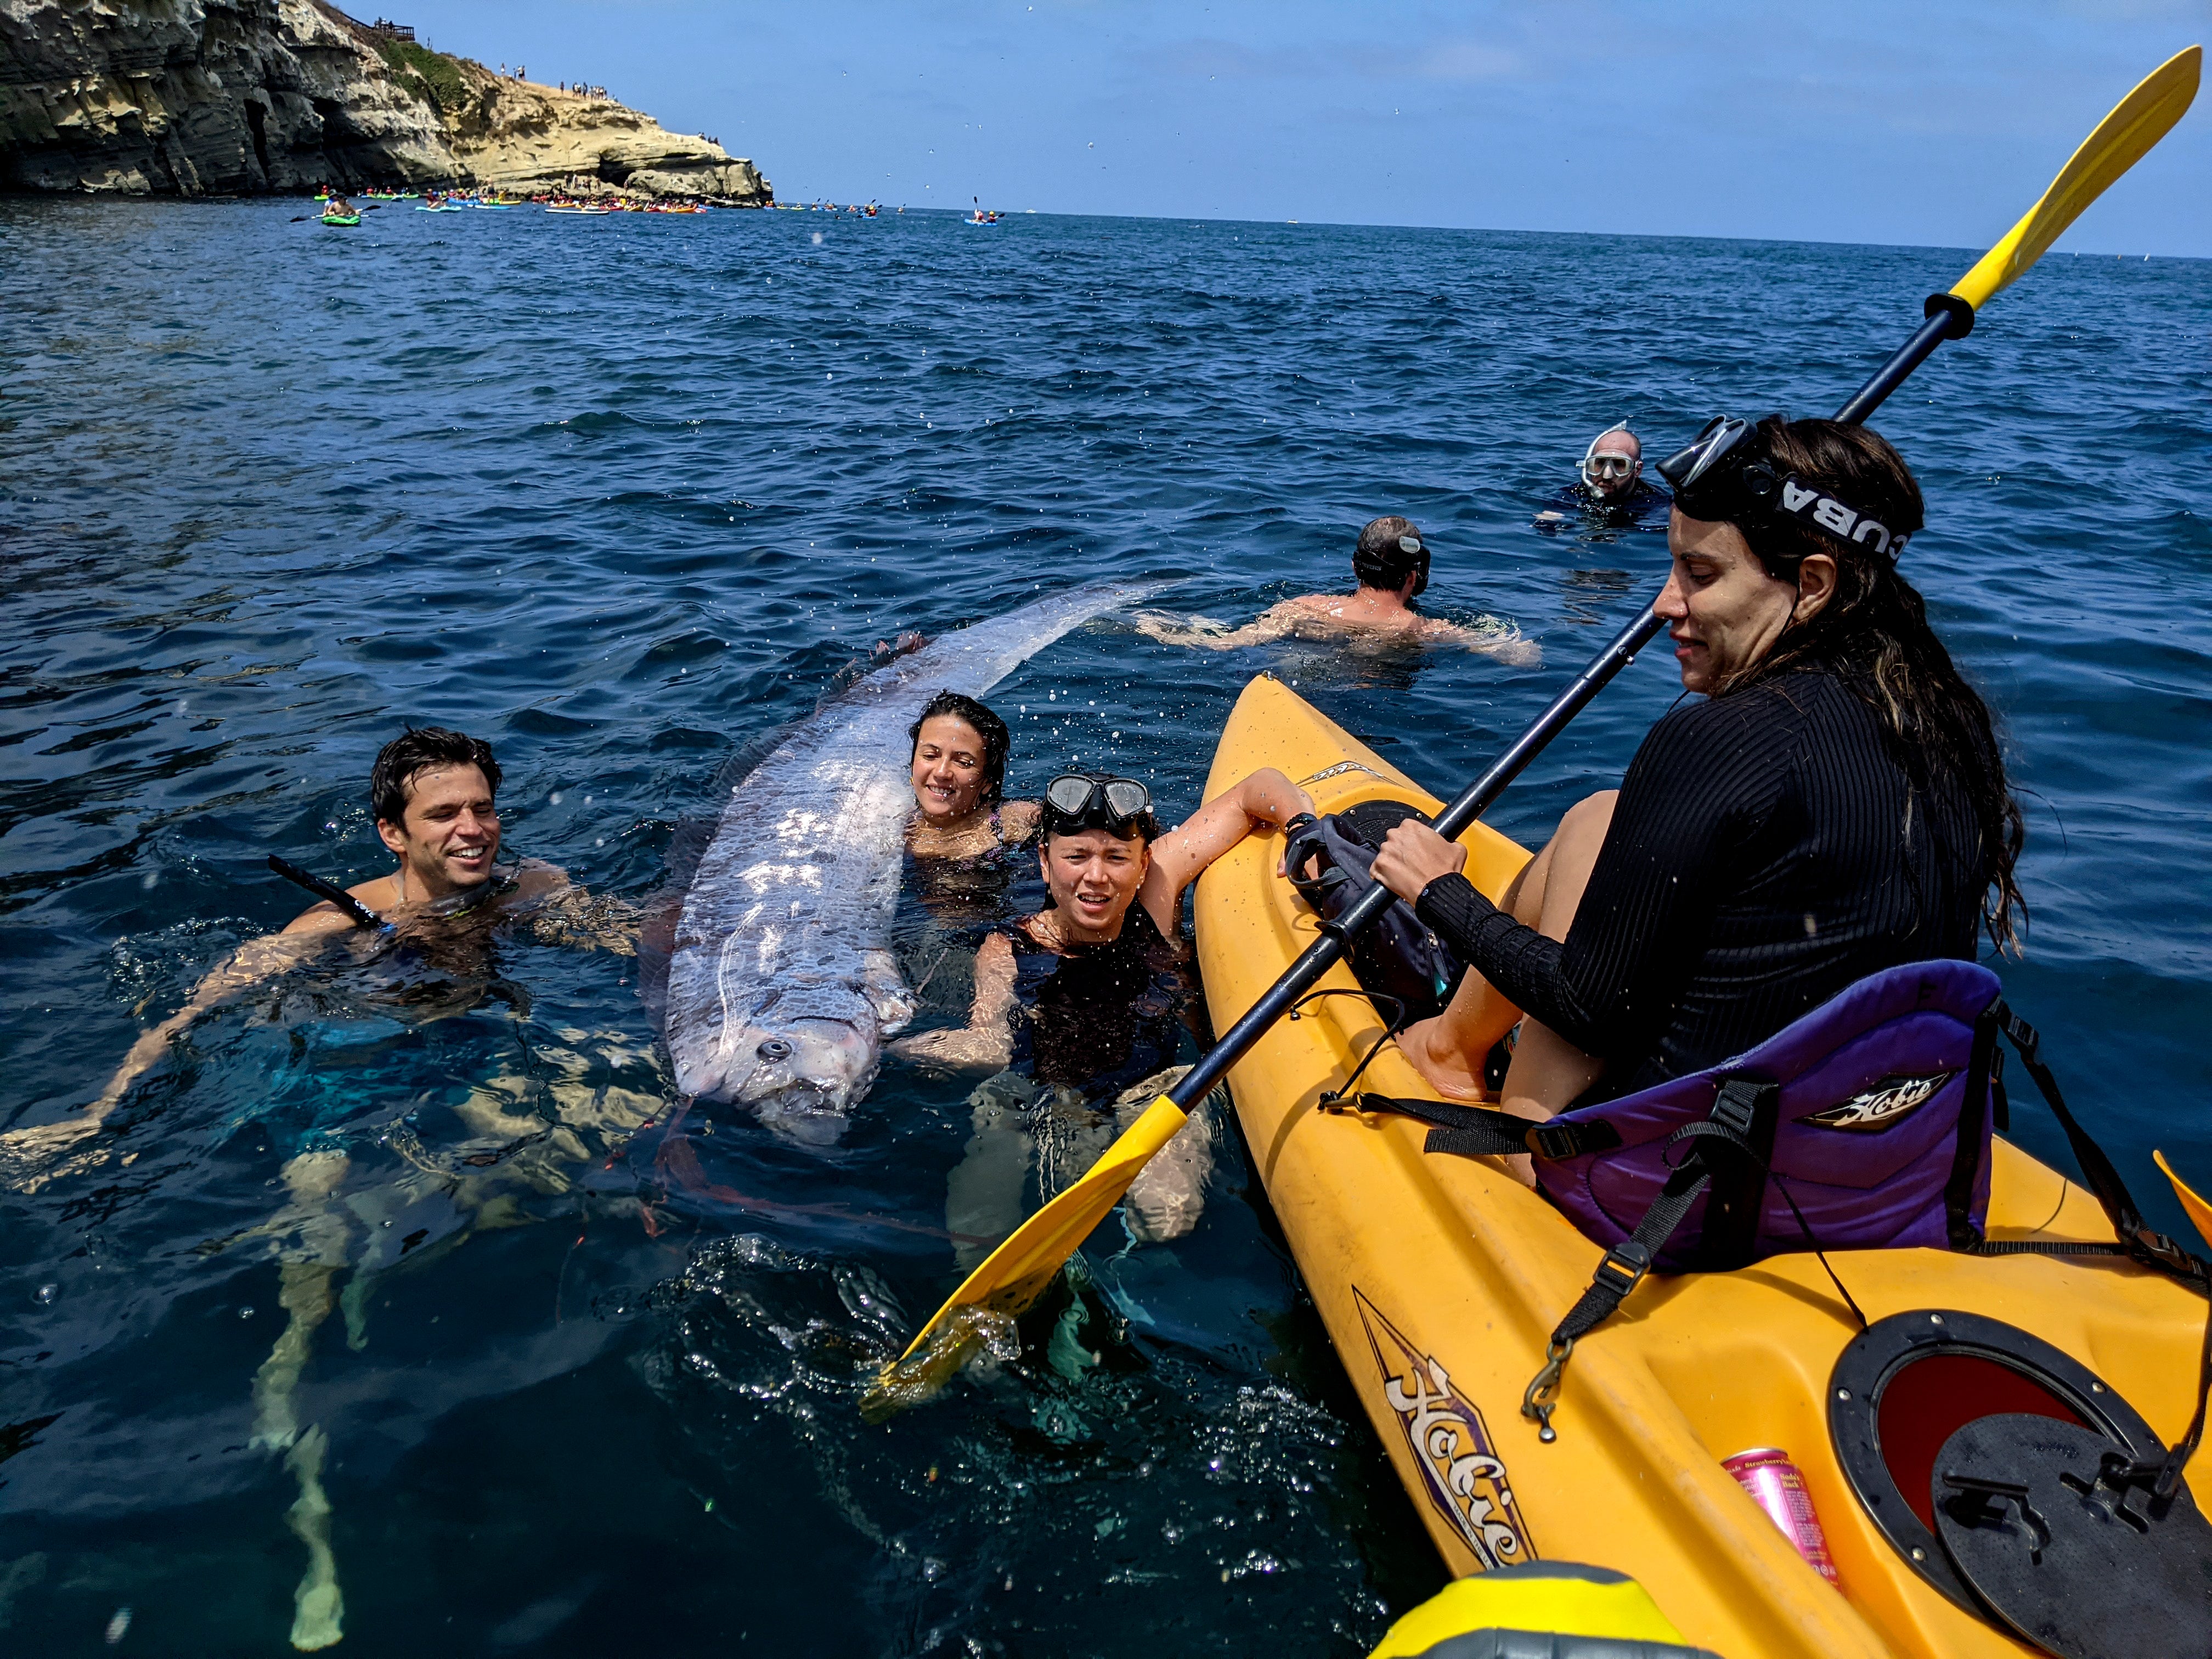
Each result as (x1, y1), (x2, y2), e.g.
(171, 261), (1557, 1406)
(0, 0), (771, 202)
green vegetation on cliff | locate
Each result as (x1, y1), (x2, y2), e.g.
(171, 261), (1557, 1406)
(375, 38), (468, 111)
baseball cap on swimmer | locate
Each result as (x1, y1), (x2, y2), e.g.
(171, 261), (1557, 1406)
(1042, 773), (1159, 840)
(1352, 517), (1431, 596)
(1658, 416), (1910, 561)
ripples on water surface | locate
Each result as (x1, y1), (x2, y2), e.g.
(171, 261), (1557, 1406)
(1, 200), (2207, 1654)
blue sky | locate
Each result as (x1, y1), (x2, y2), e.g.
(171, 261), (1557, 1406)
(410, 1), (2209, 255)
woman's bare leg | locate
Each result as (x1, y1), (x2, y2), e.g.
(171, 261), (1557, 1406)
(1496, 792), (1617, 1120)
(1398, 792), (1618, 1114)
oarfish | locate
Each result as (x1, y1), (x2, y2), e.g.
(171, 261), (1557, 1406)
(661, 580), (1154, 1143)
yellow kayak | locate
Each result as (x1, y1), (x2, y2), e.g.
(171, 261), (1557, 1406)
(1193, 672), (2209, 1658)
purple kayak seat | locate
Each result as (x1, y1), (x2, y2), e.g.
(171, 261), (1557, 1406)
(1369, 957), (2004, 1273)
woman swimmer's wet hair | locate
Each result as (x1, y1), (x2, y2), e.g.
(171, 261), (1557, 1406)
(370, 727), (503, 826)
(1725, 416), (2026, 953)
(908, 690), (1010, 803)
(1352, 515), (1423, 591)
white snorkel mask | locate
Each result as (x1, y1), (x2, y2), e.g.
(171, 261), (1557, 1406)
(1581, 420), (1640, 490)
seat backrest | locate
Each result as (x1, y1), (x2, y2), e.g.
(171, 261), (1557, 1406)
(1534, 960), (2002, 1272)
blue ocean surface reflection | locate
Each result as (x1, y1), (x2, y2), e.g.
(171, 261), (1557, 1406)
(1, 198), (2207, 1655)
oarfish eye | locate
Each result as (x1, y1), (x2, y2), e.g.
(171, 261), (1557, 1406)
(757, 1039), (792, 1062)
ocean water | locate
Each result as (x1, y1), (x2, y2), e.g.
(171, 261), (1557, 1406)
(1, 199), (2208, 1655)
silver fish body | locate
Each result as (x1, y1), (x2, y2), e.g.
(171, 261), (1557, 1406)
(662, 580), (1153, 1143)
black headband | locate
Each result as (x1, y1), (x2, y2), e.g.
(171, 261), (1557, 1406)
(1658, 416), (1909, 562)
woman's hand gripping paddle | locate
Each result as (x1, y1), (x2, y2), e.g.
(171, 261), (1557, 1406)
(859, 46), (2203, 1423)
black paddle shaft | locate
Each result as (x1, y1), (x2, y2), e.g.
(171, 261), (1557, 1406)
(1165, 292), (1978, 1114)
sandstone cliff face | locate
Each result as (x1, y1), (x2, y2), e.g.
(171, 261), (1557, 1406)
(0, 0), (771, 202)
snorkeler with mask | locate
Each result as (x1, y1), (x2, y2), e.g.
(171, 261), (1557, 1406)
(1534, 422), (1671, 533)
(894, 762), (1312, 1261)
(1137, 516), (1537, 663)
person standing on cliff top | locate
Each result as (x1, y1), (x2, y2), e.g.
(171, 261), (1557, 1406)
(1134, 516), (1538, 663)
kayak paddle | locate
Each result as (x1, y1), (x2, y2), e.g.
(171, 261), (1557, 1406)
(860, 45), (2203, 1420)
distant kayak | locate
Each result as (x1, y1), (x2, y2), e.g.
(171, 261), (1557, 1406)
(416, 204), (464, 213)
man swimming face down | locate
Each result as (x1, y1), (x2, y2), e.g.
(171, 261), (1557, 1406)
(369, 727), (505, 905)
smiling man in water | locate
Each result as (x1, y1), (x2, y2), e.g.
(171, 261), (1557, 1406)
(5, 727), (612, 1166)
(285, 727), (539, 930)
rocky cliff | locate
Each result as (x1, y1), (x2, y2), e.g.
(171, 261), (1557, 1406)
(0, 0), (771, 202)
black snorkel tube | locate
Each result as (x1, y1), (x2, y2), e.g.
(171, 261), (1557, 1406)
(267, 854), (393, 933)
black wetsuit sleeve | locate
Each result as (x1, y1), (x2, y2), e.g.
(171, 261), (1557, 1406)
(1413, 699), (1773, 1058)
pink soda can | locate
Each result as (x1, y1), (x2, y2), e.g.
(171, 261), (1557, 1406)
(1722, 1447), (1841, 1584)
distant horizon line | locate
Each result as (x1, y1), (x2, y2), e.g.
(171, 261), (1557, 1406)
(712, 200), (2212, 261)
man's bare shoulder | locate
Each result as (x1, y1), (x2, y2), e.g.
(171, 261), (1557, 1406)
(279, 871), (396, 936)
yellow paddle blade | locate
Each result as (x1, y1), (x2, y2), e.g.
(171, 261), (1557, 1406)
(2154, 1149), (2212, 1255)
(1950, 45), (2200, 311)
(860, 1094), (1189, 1418)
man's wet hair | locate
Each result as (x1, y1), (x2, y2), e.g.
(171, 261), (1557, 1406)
(908, 691), (1010, 803)
(370, 727), (502, 825)
(1353, 515), (1424, 590)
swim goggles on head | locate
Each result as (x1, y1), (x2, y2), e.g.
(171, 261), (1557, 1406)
(1657, 416), (1909, 560)
(1398, 534), (1431, 597)
(1043, 774), (1154, 834)
(1581, 422), (1639, 487)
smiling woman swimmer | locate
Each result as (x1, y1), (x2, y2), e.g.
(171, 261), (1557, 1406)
(905, 691), (1041, 860)
(894, 762), (1312, 1263)
(904, 691), (1045, 924)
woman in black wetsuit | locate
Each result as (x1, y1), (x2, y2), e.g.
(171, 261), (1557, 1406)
(1372, 416), (2024, 1127)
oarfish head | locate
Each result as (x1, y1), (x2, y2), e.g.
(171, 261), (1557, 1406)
(679, 996), (881, 1147)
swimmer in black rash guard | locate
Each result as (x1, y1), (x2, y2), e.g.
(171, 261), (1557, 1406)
(1534, 424), (1670, 534)
(1372, 416), (2024, 1140)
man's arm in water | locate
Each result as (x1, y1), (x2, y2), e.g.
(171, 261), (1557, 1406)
(1133, 601), (1307, 652)
(888, 931), (1018, 1069)
(78, 861), (621, 1131)
(1419, 614), (1542, 667)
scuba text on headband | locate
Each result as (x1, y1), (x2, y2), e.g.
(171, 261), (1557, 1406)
(1042, 774), (1155, 836)
(1656, 416), (1909, 560)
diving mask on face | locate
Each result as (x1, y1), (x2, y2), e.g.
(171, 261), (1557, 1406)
(1658, 416), (1909, 560)
(1581, 423), (1639, 488)
(1043, 774), (1154, 837)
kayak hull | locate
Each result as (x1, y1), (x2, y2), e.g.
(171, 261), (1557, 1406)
(1194, 672), (2205, 1658)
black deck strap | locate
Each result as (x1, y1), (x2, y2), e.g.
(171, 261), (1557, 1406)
(1945, 1002), (2002, 1248)
(1696, 1077), (1778, 1269)
(1996, 1002), (2210, 1290)
(1993, 1002), (2212, 1504)
(1772, 1172), (1870, 1332)
(2157, 1302), (2212, 1505)
(1355, 1093), (1623, 1160)
(1521, 1080), (1770, 1442)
